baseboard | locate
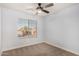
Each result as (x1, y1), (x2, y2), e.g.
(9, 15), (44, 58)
(44, 41), (79, 55)
(2, 41), (79, 55)
(2, 41), (44, 52)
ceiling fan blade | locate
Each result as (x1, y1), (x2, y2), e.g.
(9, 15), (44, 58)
(42, 9), (49, 13)
(45, 3), (54, 8)
(26, 8), (36, 11)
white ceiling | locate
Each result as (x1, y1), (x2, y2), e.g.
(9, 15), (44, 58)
(0, 3), (77, 16)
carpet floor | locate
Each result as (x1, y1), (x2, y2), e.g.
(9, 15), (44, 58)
(2, 43), (78, 56)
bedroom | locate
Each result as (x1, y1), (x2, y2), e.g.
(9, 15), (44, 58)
(0, 3), (79, 56)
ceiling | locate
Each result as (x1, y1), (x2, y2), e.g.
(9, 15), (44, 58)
(0, 3), (77, 16)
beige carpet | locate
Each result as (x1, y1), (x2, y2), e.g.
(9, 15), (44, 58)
(2, 43), (78, 56)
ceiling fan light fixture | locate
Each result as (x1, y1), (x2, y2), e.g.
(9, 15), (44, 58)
(37, 9), (42, 13)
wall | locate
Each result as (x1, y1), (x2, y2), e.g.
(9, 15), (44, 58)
(44, 4), (79, 54)
(2, 8), (44, 51)
(0, 7), (2, 55)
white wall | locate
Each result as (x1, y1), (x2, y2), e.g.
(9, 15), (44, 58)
(2, 8), (44, 51)
(44, 4), (79, 54)
(0, 7), (2, 55)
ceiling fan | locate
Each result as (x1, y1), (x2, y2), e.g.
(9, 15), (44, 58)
(36, 3), (54, 14)
(26, 3), (54, 14)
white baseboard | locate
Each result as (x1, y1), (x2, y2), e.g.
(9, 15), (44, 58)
(44, 41), (79, 55)
(2, 41), (79, 56)
(2, 41), (44, 52)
